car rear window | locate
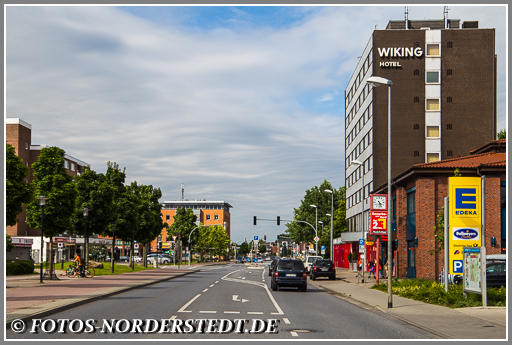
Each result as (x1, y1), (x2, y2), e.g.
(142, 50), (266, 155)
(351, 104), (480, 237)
(307, 257), (321, 263)
(315, 260), (332, 265)
(278, 260), (304, 270)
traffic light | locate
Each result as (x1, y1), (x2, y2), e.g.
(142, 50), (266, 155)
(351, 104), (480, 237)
(277, 216), (280, 226)
(264, 235), (266, 241)
(253, 216), (257, 225)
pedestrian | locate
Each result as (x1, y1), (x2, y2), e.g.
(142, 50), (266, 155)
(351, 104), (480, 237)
(369, 261), (375, 278)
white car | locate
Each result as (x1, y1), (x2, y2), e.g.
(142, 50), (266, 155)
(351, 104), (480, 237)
(304, 256), (323, 274)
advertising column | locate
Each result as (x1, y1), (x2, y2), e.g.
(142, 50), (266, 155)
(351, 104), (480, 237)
(448, 177), (482, 276)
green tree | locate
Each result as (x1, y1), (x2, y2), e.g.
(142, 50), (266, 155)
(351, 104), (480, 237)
(195, 225), (230, 261)
(6, 144), (33, 226)
(26, 146), (77, 278)
(497, 129), (506, 139)
(167, 207), (198, 249)
(102, 162), (127, 272)
(73, 168), (113, 264)
(239, 241), (250, 255)
(258, 242), (267, 254)
(286, 180), (345, 258)
(6, 235), (14, 252)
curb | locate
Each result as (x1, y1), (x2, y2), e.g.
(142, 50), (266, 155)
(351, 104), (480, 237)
(6, 269), (199, 329)
(310, 280), (449, 339)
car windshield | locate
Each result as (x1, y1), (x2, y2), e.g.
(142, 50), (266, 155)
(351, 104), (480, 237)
(307, 257), (320, 263)
(278, 260), (304, 270)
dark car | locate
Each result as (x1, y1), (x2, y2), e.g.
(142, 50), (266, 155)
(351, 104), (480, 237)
(271, 258), (307, 291)
(486, 261), (506, 288)
(268, 258), (279, 276)
(310, 259), (335, 280)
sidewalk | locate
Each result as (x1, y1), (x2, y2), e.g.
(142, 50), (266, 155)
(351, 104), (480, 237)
(310, 268), (506, 339)
(5, 263), (219, 325)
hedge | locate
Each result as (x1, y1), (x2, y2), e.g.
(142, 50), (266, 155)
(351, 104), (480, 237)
(6, 260), (35, 275)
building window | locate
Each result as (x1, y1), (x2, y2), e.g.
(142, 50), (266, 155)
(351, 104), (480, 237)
(64, 160), (69, 169)
(71, 163), (76, 171)
(414, 96), (419, 103)
(25, 142), (28, 150)
(447, 150), (453, 157)
(413, 123), (420, 130)
(214, 215), (219, 220)
(426, 71), (440, 84)
(413, 69), (420, 76)
(426, 126), (440, 138)
(414, 151), (420, 157)
(447, 123), (453, 130)
(427, 153), (440, 163)
(447, 96), (452, 103)
(447, 69), (453, 76)
(447, 41), (453, 48)
(206, 215), (211, 220)
(426, 43), (440, 56)
(426, 99), (440, 111)
(166, 215), (170, 220)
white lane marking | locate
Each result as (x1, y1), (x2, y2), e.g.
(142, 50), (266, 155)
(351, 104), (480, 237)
(178, 310), (191, 313)
(215, 280), (219, 284)
(169, 315), (177, 320)
(224, 311), (240, 314)
(283, 318), (291, 325)
(290, 331), (298, 337)
(247, 312), (263, 315)
(261, 268), (265, 280)
(261, 279), (265, 282)
(199, 311), (217, 314)
(209, 284), (214, 287)
(202, 288), (208, 292)
(242, 277), (246, 280)
(271, 312), (281, 315)
(263, 282), (284, 315)
(177, 293), (201, 313)
(221, 269), (240, 280)
(232, 295), (239, 301)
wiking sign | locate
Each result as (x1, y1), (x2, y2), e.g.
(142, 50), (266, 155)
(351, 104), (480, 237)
(377, 47), (424, 68)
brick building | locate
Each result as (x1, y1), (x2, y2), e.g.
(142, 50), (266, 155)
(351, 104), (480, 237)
(151, 200), (232, 251)
(375, 139), (505, 280)
(6, 118), (89, 236)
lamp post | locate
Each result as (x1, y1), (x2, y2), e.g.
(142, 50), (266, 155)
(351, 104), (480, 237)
(83, 207), (89, 266)
(351, 159), (366, 283)
(37, 195), (49, 284)
(310, 204), (318, 254)
(324, 189), (334, 261)
(367, 75), (393, 308)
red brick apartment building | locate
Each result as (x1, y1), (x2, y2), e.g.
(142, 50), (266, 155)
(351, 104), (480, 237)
(376, 139), (505, 280)
(6, 118), (89, 236)
(151, 200), (232, 251)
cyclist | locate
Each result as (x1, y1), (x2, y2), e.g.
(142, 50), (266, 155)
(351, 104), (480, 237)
(73, 250), (85, 277)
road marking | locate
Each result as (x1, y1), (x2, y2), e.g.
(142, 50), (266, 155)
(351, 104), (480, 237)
(242, 277), (246, 280)
(261, 268), (265, 280)
(202, 288), (208, 292)
(215, 280), (219, 284)
(247, 312), (263, 315)
(263, 283), (284, 315)
(232, 295), (239, 301)
(177, 293), (201, 313)
(169, 315), (177, 320)
(224, 311), (240, 314)
(283, 318), (291, 325)
(199, 311), (217, 314)
(209, 284), (214, 287)
(290, 331), (298, 337)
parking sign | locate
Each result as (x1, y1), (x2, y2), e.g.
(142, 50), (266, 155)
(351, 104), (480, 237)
(254, 236), (258, 241)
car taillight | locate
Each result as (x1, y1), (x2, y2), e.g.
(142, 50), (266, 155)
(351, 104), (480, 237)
(274, 271), (279, 277)
(302, 272), (307, 278)
(313, 266), (317, 271)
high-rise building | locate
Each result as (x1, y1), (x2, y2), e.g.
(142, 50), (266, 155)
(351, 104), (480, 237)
(343, 18), (497, 246)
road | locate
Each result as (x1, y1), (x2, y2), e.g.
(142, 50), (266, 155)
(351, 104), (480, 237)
(7, 263), (436, 339)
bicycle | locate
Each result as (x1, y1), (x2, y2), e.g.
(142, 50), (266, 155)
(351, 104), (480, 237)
(66, 263), (95, 278)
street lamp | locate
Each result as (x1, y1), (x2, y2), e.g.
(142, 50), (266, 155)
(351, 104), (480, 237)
(37, 195), (49, 284)
(352, 159), (366, 283)
(324, 189), (334, 261)
(367, 75), (393, 308)
(83, 207), (89, 266)
(310, 204), (318, 254)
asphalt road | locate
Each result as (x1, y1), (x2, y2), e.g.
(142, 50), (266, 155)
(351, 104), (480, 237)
(7, 263), (436, 340)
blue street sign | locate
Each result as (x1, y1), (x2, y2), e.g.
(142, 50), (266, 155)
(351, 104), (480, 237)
(254, 236), (258, 241)
(359, 239), (365, 246)
(321, 245), (326, 250)
(246, 257), (250, 262)
(253, 258), (258, 263)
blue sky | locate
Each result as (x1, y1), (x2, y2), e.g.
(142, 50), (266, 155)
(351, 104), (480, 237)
(6, 5), (507, 243)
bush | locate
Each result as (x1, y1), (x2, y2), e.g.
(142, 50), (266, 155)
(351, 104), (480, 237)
(372, 278), (506, 308)
(6, 260), (35, 275)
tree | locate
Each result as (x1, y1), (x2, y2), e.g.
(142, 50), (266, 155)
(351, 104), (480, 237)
(6, 235), (14, 252)
(102, 162), (127, 272)
(6, 144), (33, 226)
(26, 146), (77, 278)
(239, 241), (250, 256)
(286, 180), (345, 258)
(497, 129), (506, 139)
(195, 225), (230, 261)
(167, 207), (198, 249)
(258, 243), (267, 254)
(73, 168), (113, 264)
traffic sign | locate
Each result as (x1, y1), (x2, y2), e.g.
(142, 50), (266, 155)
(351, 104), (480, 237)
(254, 236), (258, 241)
(358, 239), (365, 246)
(321, 245), (326, 255)
(370, 211), (388, 235)
(57, 243), (63, 248)
(172, 236), (177, 241)
(314, 236), (319, 242)
(134, 243), (139, 249)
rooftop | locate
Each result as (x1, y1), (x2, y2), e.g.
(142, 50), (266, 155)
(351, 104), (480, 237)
(412, 152), (505, 169)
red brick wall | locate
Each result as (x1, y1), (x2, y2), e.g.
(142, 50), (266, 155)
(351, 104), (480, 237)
(395, 186), (408, 278)
(483, 176), (502, 255)
(415, 178), (437, 280)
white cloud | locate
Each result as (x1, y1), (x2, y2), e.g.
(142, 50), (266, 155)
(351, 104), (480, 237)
(6, 5), (506, 242)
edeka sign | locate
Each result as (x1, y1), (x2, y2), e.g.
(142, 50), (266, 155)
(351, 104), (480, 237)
(377, 47), (424, 69)
(448, 177), (482, 275)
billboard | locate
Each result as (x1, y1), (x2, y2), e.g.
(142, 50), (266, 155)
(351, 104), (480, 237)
(370, 211), (388, 235)
(448, 177), (482, 275)
(463, 247), (482, 294)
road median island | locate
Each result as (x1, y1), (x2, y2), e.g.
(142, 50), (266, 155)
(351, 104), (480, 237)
(6, 266), (204, 327)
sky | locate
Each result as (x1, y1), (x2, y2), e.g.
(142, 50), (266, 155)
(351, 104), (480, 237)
(5, 5), (507, 243)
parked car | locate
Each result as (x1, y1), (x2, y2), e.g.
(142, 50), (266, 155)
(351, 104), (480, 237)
(119, 256), (129, 263)
(304, 255), (323, 274)
(268, 258), (279, 276)
(133, 256), (142, 263)
(147, 254), (172, 265)
(453, 257), (506, 288)
(271, 258), (307, 291)
(310, 259), (335, 280)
